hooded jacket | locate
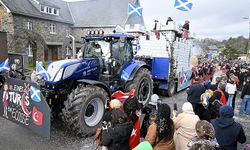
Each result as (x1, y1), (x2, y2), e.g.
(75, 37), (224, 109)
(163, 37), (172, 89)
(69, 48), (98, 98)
(241, 82), (250, 99)
(211, 118), (246, 150)
(101, 122), (133, 150)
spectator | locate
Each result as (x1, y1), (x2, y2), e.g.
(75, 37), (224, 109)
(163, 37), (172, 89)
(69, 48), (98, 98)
(187, 120), (219, 149)
(173, 102), (200, 150)
(210, 77), (221, 91)
(210, 82), (228, 105)
(225, 77), (237, 107)
(211, 105), (246, 150)
(187, 77), (206, 113)
(182, 20), (190, 39)
(101, 109), (133, 150)
(189, 143), (215, 150)
(133, 141), (153, 150)
(145, 103), (175, 150)
(196, 90), (213, 121)
(141, 94), (159, 138)
(239, 77), (250, 115)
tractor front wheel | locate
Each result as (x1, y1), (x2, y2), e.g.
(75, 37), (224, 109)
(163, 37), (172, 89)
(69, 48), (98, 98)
(62, 85), (108, 137)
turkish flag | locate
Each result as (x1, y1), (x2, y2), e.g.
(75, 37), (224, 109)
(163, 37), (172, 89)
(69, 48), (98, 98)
(129, 117), (140, 149)
(32, 107), (43, 126)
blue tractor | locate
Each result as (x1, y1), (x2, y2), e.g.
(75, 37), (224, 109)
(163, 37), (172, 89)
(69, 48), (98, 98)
(40, 33), (153, 137)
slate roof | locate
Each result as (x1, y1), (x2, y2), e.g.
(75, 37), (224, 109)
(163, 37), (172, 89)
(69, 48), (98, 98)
(1, 0), (74, 24)
(1, 0), (145, 28)
(67, 0), (144, 28)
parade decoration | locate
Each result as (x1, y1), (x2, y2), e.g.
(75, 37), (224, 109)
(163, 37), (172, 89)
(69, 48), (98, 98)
(35, 62), (50, 81)
(128, 3), (143, 16)
(0, 77), (51, 138)
(174, 0), (193, 11)
(0, 58), (10, 72)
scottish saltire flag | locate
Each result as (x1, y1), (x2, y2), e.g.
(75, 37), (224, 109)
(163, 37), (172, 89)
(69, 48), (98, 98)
(136, 39), (141, 52)
(0, 58), (10, 72)
(30, 86), (41, 102)
(36, 62), (50, 80)
(174, 0), (193, 11)
(128, 3), (143, 16)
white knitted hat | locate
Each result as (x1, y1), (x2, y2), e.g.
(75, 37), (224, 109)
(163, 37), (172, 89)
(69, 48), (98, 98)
(149, 94), (159, 106)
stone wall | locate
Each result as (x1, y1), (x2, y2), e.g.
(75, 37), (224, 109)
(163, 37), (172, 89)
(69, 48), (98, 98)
(0, 3), (14, 52)
(12, 15), (72, 62)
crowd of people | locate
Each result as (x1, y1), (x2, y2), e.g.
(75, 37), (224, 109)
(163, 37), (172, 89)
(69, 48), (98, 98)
(95, 60), (249, 150)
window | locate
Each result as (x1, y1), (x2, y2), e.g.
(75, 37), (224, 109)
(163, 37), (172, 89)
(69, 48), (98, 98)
(49, 23), (56, 34)
(48, 7), (52, 13)
(27, 44), (33, 57)
(27, 21), (32, 30)
(41, 5), (44, 12)
(40, 5), (59, 16)
(53, 9), (58, 15)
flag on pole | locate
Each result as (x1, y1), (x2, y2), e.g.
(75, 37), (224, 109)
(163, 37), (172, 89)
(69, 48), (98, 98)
(35, 62), (50, 80)
(174, 0), (193, 11)
(0, 58), (10, 72)
(128, 3), (143, 16)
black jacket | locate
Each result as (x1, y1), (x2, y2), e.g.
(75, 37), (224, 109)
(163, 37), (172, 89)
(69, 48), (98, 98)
(101, 122), (133, 150)
(211, 118), (246, 150)
(241, 82), (250, 99)
(187, 82), (205, 104)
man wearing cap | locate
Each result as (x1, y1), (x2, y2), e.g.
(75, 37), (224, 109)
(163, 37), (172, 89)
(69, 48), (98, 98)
(211, 105), (246, 150)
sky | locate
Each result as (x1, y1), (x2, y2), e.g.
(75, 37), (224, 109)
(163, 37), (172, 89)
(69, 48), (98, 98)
(65, 0), (250, 40)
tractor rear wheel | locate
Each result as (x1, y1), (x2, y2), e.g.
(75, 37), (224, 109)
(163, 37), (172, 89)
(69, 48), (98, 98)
(62, 84), (107, 137)
(125, 68), (153, 106)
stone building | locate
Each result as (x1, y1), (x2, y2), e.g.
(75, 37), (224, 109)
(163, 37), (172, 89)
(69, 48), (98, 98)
(0, 0), (145, 66)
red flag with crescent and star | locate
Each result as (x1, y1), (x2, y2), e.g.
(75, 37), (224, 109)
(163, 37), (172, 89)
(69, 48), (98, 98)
(32, 107), (43, 126)
(129, 116), (140, 149)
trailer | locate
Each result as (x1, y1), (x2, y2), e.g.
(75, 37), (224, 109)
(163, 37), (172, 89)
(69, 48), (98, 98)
(133, 21), (196, 96)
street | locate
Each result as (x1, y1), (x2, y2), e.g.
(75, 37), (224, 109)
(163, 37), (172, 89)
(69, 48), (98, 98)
(0, 91), (249, 150)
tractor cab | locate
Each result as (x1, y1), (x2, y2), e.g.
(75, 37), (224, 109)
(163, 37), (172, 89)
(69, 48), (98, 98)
(82, 33), (135, 89)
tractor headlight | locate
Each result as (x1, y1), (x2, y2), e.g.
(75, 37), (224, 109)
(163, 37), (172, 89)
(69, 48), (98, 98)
(63, 63), (80, 80)
(54, 68), (64, 82)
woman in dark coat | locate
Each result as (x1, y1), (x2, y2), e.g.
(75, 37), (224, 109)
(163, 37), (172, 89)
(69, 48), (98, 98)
(101, 109), (133, 150)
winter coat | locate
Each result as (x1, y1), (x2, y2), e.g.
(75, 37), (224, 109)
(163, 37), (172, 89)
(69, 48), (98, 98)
(211, 118), (246, 150)
(101, 122), (133, 150)
(241, 82), (250, 99)
(187, 82), (205, 104)
(145, 122), (175, 150)
(141, 104), (156, 138)
(225, 82), (237, 95)
(173, 112), (200, 150)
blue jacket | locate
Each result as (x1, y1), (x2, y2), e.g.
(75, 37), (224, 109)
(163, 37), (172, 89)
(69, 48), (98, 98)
(187, 82), (205, 104)
(211, 118), (246, 150)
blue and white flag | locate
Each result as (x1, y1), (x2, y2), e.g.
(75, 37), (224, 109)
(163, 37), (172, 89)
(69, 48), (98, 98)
(128, 3), (143, 16)
(29, 86), (41, 103)
(136, 39), (141, 52)
(174, 0), (193, 11)
(36, 62), (50, 80)
(0, 58), (10, 72)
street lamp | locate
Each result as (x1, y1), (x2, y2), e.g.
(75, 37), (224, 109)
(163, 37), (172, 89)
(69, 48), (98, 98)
(243, 17), (250, 61)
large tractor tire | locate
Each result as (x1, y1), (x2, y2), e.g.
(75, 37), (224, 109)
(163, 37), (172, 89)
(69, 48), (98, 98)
(62, 84), (108, 137)
(125, 68), (153, 106)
